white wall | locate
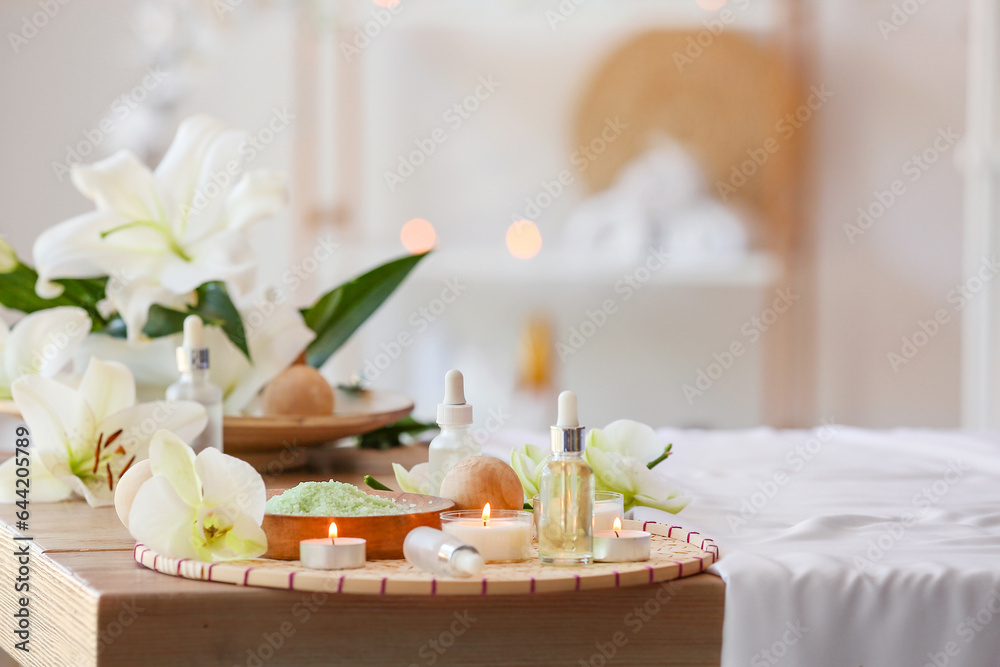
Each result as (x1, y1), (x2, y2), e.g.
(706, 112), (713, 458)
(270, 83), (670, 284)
(0, 0), (973, 428)
(810, 1), (966, 427)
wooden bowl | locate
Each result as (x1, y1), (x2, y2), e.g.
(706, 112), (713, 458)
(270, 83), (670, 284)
(262, 489), (454, 560)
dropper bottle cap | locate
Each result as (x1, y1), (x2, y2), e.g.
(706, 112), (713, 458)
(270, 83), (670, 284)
(437, 369), (473, 426)
(550, 390), (585, 453)
(176, 315), (209, 372)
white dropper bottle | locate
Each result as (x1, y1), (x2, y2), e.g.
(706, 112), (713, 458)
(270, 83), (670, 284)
(166, 315), (224, 453)
(427, 370), (479, 496)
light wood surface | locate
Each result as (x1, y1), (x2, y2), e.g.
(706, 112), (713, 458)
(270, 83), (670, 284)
(0, 476), (725, 666)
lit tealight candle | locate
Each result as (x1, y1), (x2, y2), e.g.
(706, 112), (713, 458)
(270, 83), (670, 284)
(441, 504), (533, 563)
(593, 518), (651, 563)
(299, 522), (366, 570)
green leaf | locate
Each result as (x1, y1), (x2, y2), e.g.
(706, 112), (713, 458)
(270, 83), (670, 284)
(363, 475), (394, 492)
(302, 252), (430, 368)
(356, 416), (437, 450)
(138, 281), (250, 359)
(0, 263), (107, 325)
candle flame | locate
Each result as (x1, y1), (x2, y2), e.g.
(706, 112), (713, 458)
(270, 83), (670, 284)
(329, 522), (338, 540)
(482, 503), (491, 525)
(613, 517), (622, 532)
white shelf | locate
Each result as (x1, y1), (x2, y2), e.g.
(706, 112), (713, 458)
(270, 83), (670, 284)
(351, 245), (782, 288)
(342, 0), (780, 34)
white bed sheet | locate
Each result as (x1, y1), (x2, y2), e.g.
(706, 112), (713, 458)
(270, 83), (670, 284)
(486, 426), (1000, 667)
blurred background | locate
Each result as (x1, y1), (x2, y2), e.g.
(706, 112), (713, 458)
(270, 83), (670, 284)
(0, 0), (987, 430)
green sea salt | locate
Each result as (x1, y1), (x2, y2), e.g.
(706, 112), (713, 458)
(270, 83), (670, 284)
(266, 480), (410, 517)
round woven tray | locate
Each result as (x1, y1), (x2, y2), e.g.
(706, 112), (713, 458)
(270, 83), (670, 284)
(134, 520), (719, 596)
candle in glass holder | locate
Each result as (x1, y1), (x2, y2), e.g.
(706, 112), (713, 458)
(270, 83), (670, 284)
(441, 504), (532, 563)
(299, 522), (366, 570)
(593, 491), (624, 531)
(593, 518), (651, 562)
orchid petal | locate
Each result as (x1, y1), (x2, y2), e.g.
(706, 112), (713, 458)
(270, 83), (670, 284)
(78, 357), (136, 424)
(587, 419), (664, 463)
(393, 462), (430, 495)
(145, 429), (202, 510)
(633, 493), (690, 514)
(195, 447), (266, 523)
(76, 333), (179, 398)
(114, 459), (152, 528)
(0, 451), (73, 503)
(216, 511), (267, 560)
(3, 307), (90, 383)
(128, 474), (200, 559)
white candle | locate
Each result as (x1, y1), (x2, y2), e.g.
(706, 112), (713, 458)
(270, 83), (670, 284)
(593, 518), (651, 562)
(299, 522), (366, 570)
(594, 498), (624, 533)
(440, 506), (532, 563)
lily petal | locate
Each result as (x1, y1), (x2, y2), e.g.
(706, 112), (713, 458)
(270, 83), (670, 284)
(99, 400), (207, 465)
(128, 474), (201, 559)
(225, 171), (287, 232)
(194, 447), (266, 523)
(71, 150), (159, 221)
(3, 307), (91, 382)
(154, 115), (230, 223)
(0, 451), (73, 503)
(146, 429), (202, 508)
(78, 357), (136, 424)
(10, 375), (95, 462)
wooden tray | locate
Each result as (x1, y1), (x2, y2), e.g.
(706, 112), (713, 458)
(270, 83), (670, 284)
(262, 489), (454, 560)
(0, 388), (413, 453)
(135, 520), (720, 596)
(223, 388), (414, 451)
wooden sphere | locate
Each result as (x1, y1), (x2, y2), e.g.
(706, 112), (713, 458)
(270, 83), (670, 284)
(261, 365), (335, 416)
(439, 456), (524, 511)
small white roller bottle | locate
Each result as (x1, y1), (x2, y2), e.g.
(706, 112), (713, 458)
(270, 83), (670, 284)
(166, 315), (224, 453)
(403, 527), (484, 577)
(427, 370), (479, 496)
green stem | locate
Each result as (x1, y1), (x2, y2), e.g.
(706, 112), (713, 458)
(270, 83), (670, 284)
(647, 444), (673, 470)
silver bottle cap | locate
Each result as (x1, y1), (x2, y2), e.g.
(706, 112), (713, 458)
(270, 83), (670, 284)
(177, 348), (209, 372)
(550, 390), (584, 453)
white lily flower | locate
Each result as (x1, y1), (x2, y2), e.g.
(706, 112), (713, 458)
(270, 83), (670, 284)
(125, 430), (267, 561)
(392, 462), (431, 494)
(585, 420), (690, 514)
(0, 307), (91, 399)
(207, 294), (315, 414)
(0, 357), (207, 507)
(510, 443), (548, 500)
(77, 293), (315, 414)
(32, 114), (287, 339)
(0, 235), (15, 273)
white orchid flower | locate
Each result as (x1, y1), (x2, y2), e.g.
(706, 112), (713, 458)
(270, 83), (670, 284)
(392, 462), (431, 494)
(0, 235), (15, 273)
(510, 443), (548, 500)
(0, 307), (91, 399)
(0, 357), (207, 507)
(124, 430), (267, 562)
(585, 420), (689, 514)
(32, 114), (287, 339)
(77, 293), (315, 414)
